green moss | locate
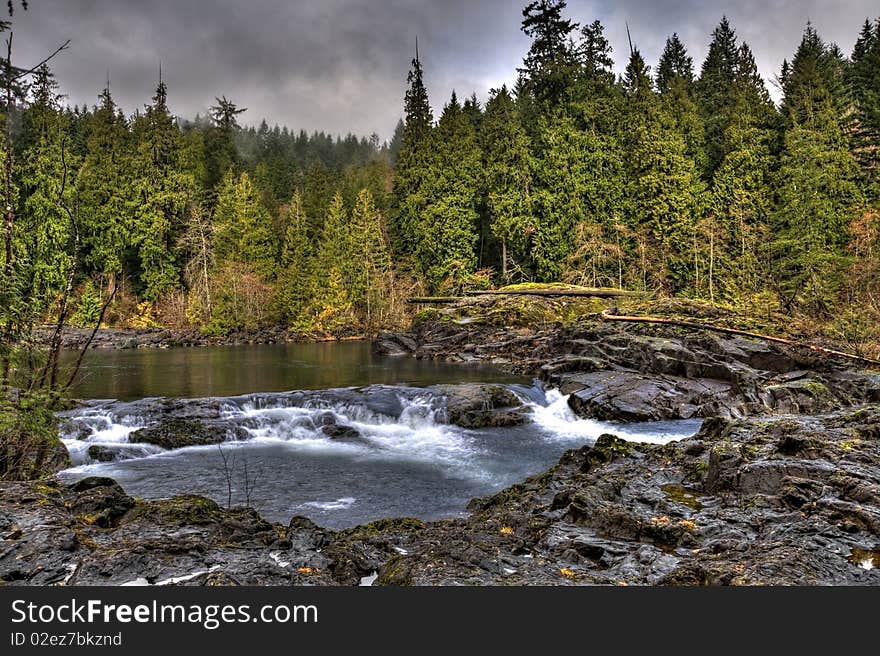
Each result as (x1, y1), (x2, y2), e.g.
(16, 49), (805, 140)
(130, 495), (225, 526)
(342, 517), (425, 537)
(589, 434), (634, 464)
(661, 484), (705, 511)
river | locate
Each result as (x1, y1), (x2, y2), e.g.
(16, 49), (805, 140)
(56, 342), (701, 528)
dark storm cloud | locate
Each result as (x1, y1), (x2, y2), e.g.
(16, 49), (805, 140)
(7, 1), (878, 139)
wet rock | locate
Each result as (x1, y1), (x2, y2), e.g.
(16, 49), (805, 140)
(435, 383), (531, 428)
(130, 418), (226, 450)
(321, 423), (363, 442)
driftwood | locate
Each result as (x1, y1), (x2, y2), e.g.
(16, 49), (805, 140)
(600, 309), (880, 369)
(407, 297), (461, 304)
(470, 288), (646, 299)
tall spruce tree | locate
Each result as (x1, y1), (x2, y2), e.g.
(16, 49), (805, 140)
(772, 25), (864, 314)
(519, 0), (579, 111)
(482, 86), (535, 280)
(390, 46), (433, 254)
(131, 78), (193, 300)
(696, 17), (739, 174)
(657, 34), (707, 173)
(848, 18), (880, 190)
(350, 188), (392, 327)
(212, 170), (278, 280)
(622, 49), (703, 292)
(76, 86), (135, 285)
(417, 93), (481, 290)
(17, 64), (75, 314)
(276, 190), (312, 325)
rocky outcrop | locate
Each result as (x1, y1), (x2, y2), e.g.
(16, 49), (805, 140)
(3, 405), (879, 585)
(130, 418), (228, 450)
(405, 319), (880, 422)
(435, 383), (531, 428)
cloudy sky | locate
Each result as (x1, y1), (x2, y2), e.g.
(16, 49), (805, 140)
(7, 1), (878, 140)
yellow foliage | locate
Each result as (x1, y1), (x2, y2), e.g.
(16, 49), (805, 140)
(129, 301), (160, 329)
(678, 519), (697, 532)
(559, 567), (577, 579)
(499, 526), (514, 535)
(650, 516), (671, 525)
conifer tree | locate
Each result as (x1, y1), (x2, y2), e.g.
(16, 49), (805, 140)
(417, 92), (480, 290)
(310, 192), (354, 330)
(390, 46), (433, 253)
(622, 49), (703, 292)
(482, 86), (535, 280)
(519, 0), (579, 111)
(696, 17), (739, 174)
(350, 188), (392, 327)
(276, 190), (312, 324)
(17, 64), (75, 314)
(848, 18), (880, 189)
(212, 170), (278, 280)
(657, 34), (706, 173)
(76, 86), (135, 284)
(773, 25), (864, 314)
(131, 78), (193, 300)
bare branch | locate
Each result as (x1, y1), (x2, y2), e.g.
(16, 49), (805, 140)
(12, 39), (70, 81)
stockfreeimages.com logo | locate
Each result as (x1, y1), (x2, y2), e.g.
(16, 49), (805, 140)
(10, 599), (318, 631)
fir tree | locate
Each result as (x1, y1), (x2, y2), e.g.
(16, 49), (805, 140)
(657, 34), (706, 173)
(276, 190), (312, 325)
(17, 64), (75, 314)
(696, 17), (739, 174)
(212, 170), (278, 280)
(350, 188), (392, 327)
(76, 86), (135, 283)
(519, 0), (579, 110)
(482, 86), (535, 280)
(131, 78), (193, 300)
(417, 92), (481, 290)
(390, 45), (433, 253)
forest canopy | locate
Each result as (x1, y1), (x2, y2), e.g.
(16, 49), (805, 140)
(0, 0), (878, 348)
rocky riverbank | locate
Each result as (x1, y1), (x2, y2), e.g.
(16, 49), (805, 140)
(35, 326), (366, 350)
(5, 296), (880, 585)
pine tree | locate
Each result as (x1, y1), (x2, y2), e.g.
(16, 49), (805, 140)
(696, 17), (739, 174)
(204, 95), (245, 194)
(76, 86), (135, 283)
(212, 170), (278, 280)
(390, 46), (433, 253)
(848, 18), (880, 189)
(772, 25), (865, 314)
(17, 64), (75, 314)
(622, 50), (703, 292)
(310, 192), (354, 331)
(519, 0), (579, 110)
(276, 190), (312, 325)
(350, 188), (392, 327)
(482, 86), (535, 280)
(657, 34), (707, 173)
(131, 78), (193, 300)
(417, 92), (481, 290)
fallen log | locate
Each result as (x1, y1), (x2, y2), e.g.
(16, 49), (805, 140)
(600, 309), (880, 369)
(469, 288), (646, 299)
(407, 296), (461, 304)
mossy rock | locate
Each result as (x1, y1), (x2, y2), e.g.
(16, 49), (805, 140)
(588, 434), (634, 464)
(376, 554), (415, 586)
(130, 419), (225, 450)
(129, 495), (226, 526)
(341, 517), (425, 538)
